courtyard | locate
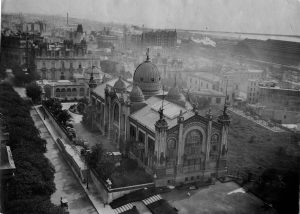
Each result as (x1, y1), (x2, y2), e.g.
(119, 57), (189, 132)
(61, 102), (117, 152)
(162, 181), (276, 214)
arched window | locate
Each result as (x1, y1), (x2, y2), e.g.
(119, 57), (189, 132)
(67, 88), (71, 96)
(79, 88), (84, 96)
(184, 130), (202, 155)
(55, 88), (61, 97)
(167, 139), (176, 159)
(185, 130), (202, 145)
(113, 104), (119, 123)
(72, 88), (77, 96)
(61, 88), (66, 97)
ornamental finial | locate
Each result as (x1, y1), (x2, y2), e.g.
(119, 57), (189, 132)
(146, 48), (150, 61)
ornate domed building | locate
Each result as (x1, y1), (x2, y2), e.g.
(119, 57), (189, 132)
(87, 49), (230, 187)
(133, 53), (161, 97)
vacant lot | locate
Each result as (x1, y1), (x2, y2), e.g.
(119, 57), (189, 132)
(227, 112), (299, 177)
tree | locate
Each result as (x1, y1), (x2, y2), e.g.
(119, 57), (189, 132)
(26, 82), (42, 103)
(57, 110), (71, 125)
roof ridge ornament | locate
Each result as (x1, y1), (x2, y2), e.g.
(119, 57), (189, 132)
(146, 48), (150, 61)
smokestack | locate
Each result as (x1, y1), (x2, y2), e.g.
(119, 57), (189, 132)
(67, 13), (68, 25)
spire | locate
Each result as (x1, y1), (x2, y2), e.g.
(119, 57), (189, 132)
(88, 66), (97, 89)
(174, 75), (177, 87)
(146, 48), (150, 61)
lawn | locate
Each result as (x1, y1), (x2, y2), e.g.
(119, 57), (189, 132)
(227, 112), (299, 178)
(94, 158), (153, 189)
(110, 159), (153, 188)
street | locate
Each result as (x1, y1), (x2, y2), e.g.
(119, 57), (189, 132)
(30, 109), (97, 214)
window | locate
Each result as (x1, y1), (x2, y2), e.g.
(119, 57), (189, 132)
(140, 77), (144, 81)
(210, 134), (219, 160)
(130, 125), (136, 140)
(113, 104), (119, 123)
(138, 131), (145, 143)
(185, 177), (188, 181)
(216, 97), (221, 104)
(151, 78), (155, 82)
(79, 88), (84, 96)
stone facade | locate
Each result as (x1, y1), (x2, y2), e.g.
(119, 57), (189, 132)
(87, 53), (230, 187)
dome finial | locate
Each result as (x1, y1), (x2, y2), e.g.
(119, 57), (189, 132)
(146, 48), (150, 61)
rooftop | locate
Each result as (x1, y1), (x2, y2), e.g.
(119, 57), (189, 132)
(189, 72), (221, 82)
(130, 96), (193, 132)
(0, 145), (16, 171)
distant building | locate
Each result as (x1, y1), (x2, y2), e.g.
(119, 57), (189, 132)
(222, 68), (264, 103)
(130, 30), (177, 48)
(247, 79), (260, 104)
(188, 89), (226, 107)
(22, 21), (47, 34)
(187, 72), (221, 92)
(96, 27), (119, 49)
(258, 87), (300, 124)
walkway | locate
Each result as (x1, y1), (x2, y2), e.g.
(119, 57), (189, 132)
(228, 108), (285, 132)
(34, 105), (115, 214)
(31, 108), (97, 214)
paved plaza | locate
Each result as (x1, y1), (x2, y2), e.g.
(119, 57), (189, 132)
(162, 182), (276, 214)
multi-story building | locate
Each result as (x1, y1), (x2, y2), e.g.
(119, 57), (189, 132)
(247, 79), (260, 104)
(130, 30), (177, 48)
(258, 87), (300, 124)
(221, 68), (264, 103)
(1, 32), (43, 70)
(37, 66), (110, 100)
(21, 21), (47, 34)
(86, 52), (230, 187)
(35, 40), (101, 81)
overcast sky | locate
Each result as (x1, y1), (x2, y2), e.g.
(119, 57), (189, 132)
(2, 0), (300, 35)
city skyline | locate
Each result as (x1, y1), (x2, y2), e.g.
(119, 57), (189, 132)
(2, 0), (300, 35)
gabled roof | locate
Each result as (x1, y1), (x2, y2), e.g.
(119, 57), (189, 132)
(130, 96), (194, 132)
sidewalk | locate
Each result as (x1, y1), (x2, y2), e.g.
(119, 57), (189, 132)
(34, 105), (115, 214)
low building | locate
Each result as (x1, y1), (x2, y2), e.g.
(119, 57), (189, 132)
(257, 86), (300, 124)
(187, 72), (221, 92)
(188, 89), (226, 107)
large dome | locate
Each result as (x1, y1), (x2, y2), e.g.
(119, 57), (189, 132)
(133, 57), (161, 97)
